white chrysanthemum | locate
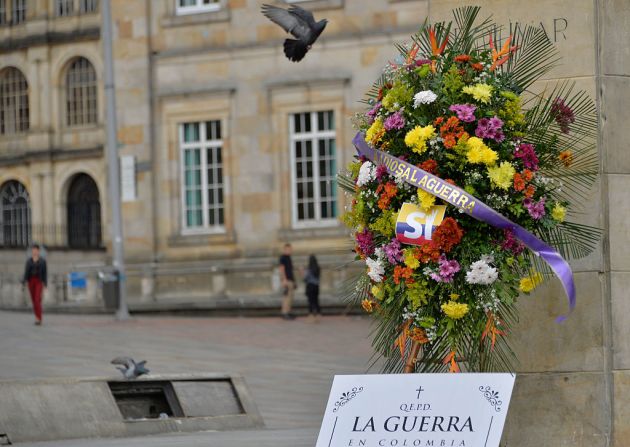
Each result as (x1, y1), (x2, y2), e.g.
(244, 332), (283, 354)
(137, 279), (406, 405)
(413, 90), (437, 108)
(357, 161), (375, 187)
(465, 259), (498, 285)
(366, 257), (385, 283)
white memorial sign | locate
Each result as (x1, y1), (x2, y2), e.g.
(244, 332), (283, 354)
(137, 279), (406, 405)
(120, 155), (136, 202)
(316, 374), (515, 447)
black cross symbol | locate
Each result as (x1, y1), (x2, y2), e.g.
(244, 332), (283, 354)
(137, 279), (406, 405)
(416, 386), (425, 399)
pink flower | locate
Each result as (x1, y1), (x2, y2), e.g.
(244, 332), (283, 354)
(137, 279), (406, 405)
(383, 239), (403, 264)
(449, 104), (477, 123)
(366, 102), (382, 124)
(475, 116), (505, 142)
(384, 111), (406, 131)
(501, 229), (525, 255)
(430, 255), (461, 283)
(523, 197), (546, 220)
(550, 97), (575, 134)
(514, 143), (539, 171)
(375, 164), (388, 180)
(356, 229), (375, 257)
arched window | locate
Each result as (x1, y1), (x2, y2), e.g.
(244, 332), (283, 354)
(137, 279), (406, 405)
(0, 180), (31, 248)
(0, 67), (29, 135)
(65, 57), (97, 126)
(67, 173), (102, 248)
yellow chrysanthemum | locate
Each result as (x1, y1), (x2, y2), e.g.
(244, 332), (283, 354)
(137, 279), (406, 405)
(365, 118), (385, 145)
(404, 125), (436, 154)
(403, 249), (420, 270)
(487, 162), (516, 190)
(466, 136), (498, 165)
(449, 293), (460, 300)
(441, 301), (469, 320)
(462, 83), (494, 104)
(417, 189), (436, 211)
(552, 203), (566, 222)
(519, 271), (544, 293)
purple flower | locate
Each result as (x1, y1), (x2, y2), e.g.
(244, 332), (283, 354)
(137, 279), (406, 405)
(415, 59), (432, 66)
(356, 229), (375, 257)
(501, 229), (525, 255)
(523, 197), (546, 220)
(375, 164), (388, 180)
(383, 239), (403, 265)
(449, 104), (477, 122)
(475, 116), (504, 142)
(384, 111), (406, 131)
(514, 143), (539, 171)
(550, 97), (575, 134)
(430, 255), (461, 283)
(366, 102), (382, 124)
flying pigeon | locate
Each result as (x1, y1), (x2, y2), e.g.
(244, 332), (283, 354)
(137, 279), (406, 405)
(111, 356), (150, 380)
(261, 3), (328, 62)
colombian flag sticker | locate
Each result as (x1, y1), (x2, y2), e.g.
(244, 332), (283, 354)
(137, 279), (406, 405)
(395, 202), (446, 246)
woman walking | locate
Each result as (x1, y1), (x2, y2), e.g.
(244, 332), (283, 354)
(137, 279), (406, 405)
(22, 244), (47, 325)
(304, 254), (322, 321)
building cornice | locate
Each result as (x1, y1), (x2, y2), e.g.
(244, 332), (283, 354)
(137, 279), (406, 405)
(0, 27), (100, 54)
(0, 145), (103, 166)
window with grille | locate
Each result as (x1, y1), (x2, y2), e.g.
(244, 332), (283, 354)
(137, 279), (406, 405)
(79, 0), (98, 13)
(180, 120), (225, 232)
(0, 181), (31, 248)
(176, 0), (221, 15)
(11, 0), (25, 24)
(65, 57), (97, 127)
(0, 67), (29, 135)
(55, 0), (73, 16)
(289, 111), (337, 227)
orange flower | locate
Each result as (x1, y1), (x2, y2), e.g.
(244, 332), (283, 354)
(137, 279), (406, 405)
(513, 173), (525, 191)
(407, 327), (430, 344)
(522, 169), (534, 182)
(482, 312), (507, 350)
(419, 159), (438, 175)
(435, 116), (467, 149)
(559, 150), (573, 167)
(433, 217), (464, 253)
(454, 54), (471, 63)
(418, 241), (441, 263)
(376, 182), (398, 210)
(524, 184), (536, 198)
(470, 62), (484, 72)
(489, 34), (518, 71)
(362, 299), (376, 313)
(428, 26), (449, 72)
(393, 265), (414, 285)
(443, 350), (460, 373)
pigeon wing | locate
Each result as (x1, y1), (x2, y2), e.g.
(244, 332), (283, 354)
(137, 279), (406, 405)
(111, 356), (134, 369)
(261, 4), (311, 40)
(288, 4), (316, 27)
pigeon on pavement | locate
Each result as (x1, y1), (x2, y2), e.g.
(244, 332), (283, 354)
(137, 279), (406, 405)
(111, 356), (150, 380)
(261, 3), (328, 62)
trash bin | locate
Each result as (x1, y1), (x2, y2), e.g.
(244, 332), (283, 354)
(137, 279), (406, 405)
(99, 270), (120, 311)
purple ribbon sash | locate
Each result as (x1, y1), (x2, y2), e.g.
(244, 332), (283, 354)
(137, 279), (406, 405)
(353, 132), (575, 322)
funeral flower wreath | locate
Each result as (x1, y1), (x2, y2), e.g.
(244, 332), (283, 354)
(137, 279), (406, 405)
(340, 7), (599, 373)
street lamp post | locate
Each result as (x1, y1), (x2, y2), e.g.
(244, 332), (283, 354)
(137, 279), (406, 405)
(102, 1), (129, 320)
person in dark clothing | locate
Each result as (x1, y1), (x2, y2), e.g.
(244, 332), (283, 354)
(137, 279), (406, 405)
(278, 243), (296, 320)
(304, 254), (321, 321)
(22, 244), (47, 325)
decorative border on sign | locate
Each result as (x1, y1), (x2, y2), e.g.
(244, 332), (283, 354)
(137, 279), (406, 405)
(479, 385), (503, 413)
(332, 386), (364, 413)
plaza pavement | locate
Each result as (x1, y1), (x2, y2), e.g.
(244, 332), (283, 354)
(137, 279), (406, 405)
(0, 310), (375, 446)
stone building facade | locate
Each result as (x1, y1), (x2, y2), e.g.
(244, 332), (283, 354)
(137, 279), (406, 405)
(0, 0), (628, 444)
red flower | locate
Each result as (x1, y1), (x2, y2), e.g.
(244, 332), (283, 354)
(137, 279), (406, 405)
(471, 62), (484, 72)
(376, 182), (398, 210)
(432, 217), (464, 253)
(419, 159), (439, 175)
(455, 54), (471, 63)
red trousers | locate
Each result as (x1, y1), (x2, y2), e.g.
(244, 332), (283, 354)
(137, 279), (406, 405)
(27, 277), (43, 321)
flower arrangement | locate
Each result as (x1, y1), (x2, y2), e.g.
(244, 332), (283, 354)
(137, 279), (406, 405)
(340, 7), (599, 373)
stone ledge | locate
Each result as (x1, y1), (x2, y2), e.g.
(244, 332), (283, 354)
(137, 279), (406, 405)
(160, 8), (231, 28)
